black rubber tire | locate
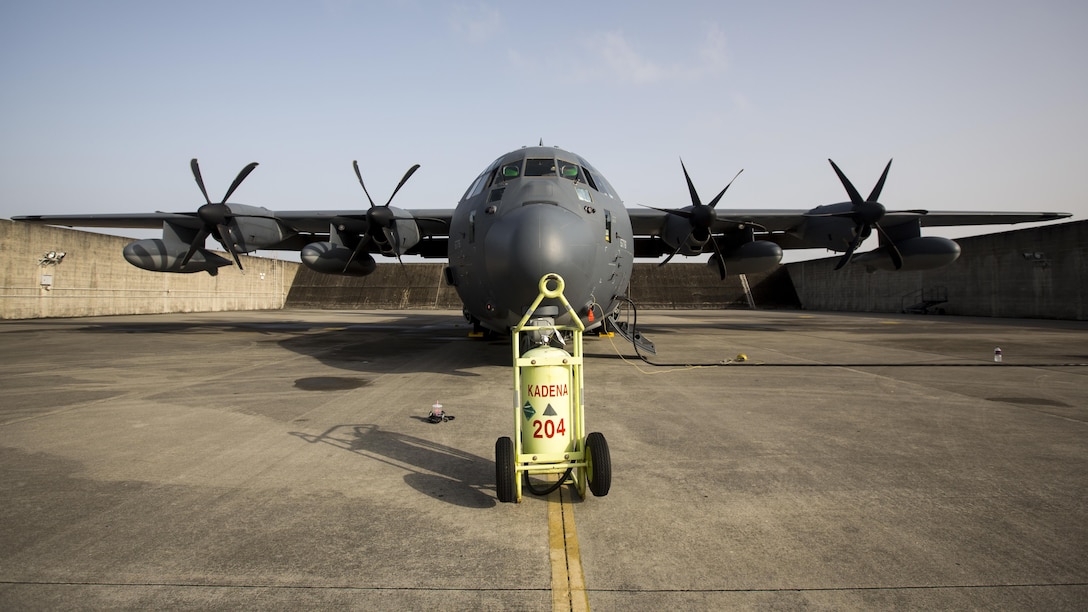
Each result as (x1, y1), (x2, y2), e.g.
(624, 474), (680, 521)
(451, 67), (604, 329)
(495, 437), (516, 503)
(585, 432), (611, 497)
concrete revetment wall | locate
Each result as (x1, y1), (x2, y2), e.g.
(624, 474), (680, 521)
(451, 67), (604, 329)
(4, 218), (1083, 320)
(786, 219), (1087, 320)
(0, 219), (299, 320)
(286, 264), (464, 310)
(285, 262), (800, 311)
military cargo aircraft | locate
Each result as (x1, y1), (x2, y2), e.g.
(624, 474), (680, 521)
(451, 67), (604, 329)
(14, 145), (1071, 336)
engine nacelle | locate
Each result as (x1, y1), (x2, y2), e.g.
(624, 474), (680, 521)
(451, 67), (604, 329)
(220, 204), (292, 252)
(661, 213), (709, 255)
(387, 206), (422, 255)
(799, 215), (860, 251)
(300, 241), (377, 276)
(123, 239), (231, 274)
(716, 240), (783, 275)
(853, 236), (961, 271)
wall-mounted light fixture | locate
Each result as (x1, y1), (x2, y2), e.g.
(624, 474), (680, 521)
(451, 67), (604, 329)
(38, 251), (66, 266)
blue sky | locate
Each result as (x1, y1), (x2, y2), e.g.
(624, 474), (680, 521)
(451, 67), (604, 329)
(1, 1), (1084, 258)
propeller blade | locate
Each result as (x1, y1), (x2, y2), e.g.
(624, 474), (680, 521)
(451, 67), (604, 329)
(658, 247), (680, 268)
(834, 228), (865, 270)
(706, 169), (744, 209)
(834, 245), (856, 270)
(867, 159), (893, 203)
(638, 203), (693, 219)
(216, 224), (244, 270)
(874, 222), (904, 270)
(384, 164), (421, 207)
(709, 237), (727, 280)
(382, 225), (405, 267)
(680, 159), (703, 208)
(828, 159), (864, 206)
(191, 159), (212, 205)
(352, 160), (377, 208)
(220, 162), (259, 204)
(658, 229), (693, 267)
(342, 234), (373, 273)
(179, 225), (210, 268)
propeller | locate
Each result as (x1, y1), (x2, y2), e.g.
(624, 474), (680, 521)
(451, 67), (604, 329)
(180, 158), (259, 271)
(342, 160), (421, 272)
(642, 160), (743, 280)
(823, 158), (903, 271)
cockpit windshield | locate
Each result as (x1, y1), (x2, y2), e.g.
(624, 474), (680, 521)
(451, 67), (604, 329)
(463, 148), (622, 202)
(524, 158), (556, 177)
(523, 158), (585, 183)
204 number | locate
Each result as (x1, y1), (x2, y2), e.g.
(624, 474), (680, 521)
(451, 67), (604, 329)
(532, 419), (566, 439)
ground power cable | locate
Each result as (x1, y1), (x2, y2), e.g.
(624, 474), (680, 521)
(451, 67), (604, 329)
(599, 298), (1088, 373)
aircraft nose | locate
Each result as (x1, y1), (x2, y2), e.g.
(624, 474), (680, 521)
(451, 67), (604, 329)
(484, 204), (596, 312)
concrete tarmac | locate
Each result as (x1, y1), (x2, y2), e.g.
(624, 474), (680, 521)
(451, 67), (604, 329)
(1, 309), (1086, 610)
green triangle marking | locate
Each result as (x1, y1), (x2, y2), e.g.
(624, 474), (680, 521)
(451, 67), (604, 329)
(543, 404), (558, 416)
(522, 401), (536, 420)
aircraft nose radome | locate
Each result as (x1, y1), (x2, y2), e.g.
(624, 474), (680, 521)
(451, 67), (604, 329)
(484, 204), (596, 311)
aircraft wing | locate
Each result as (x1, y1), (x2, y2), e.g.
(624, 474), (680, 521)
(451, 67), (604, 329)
(12, 212), (205, 229)
(628, 204), (1071, 273)
(263, 209), (452, 235)
(12, 209), (455, 236)
(628, 208), (1071, 237)
(21, 208), (1065, 239)
(907, 211), (1072, 227)
(629, 208), (801, 234)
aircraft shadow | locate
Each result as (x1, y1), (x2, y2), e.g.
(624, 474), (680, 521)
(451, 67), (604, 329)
(74, 315), (511, 376)
(289, 423), (497, 509)
(277, 328), (510, 376)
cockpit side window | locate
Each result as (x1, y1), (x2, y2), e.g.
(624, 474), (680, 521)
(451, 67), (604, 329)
(463, 170), (490, 200)
(495, 161), (521, 184)
(579, 166), (599, 191)
(557, 160), (583, 183)
(524, 158), (556, 177)
(575, 156), (620, 199)
(592, 171), (618, 199)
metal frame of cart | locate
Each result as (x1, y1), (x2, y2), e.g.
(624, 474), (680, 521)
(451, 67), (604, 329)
(494, 273), (611, 503)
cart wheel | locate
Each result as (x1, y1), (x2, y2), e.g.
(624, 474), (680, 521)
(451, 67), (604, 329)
(585, 432), (611, 497)
(495, 437), (516, 503)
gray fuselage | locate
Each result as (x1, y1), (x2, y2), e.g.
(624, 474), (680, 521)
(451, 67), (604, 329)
(446, 146), (634, 332)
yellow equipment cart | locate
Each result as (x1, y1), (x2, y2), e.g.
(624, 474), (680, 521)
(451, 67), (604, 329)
(495, 273), (611, 503)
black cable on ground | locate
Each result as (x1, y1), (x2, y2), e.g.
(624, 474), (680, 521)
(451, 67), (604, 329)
(523, 468), (573, 497)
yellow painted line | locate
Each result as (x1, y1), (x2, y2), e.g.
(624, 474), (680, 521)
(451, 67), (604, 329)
(549, 485), (589, 611)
